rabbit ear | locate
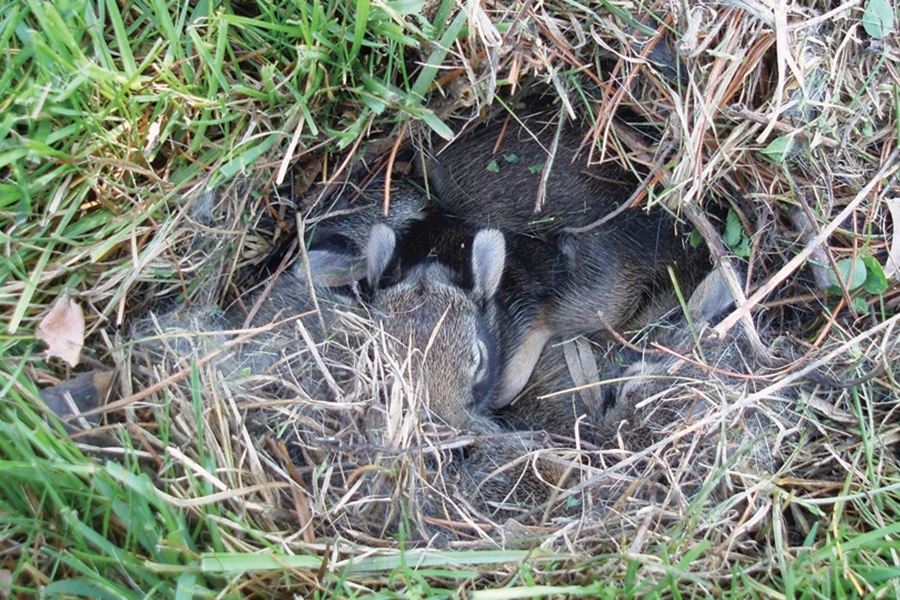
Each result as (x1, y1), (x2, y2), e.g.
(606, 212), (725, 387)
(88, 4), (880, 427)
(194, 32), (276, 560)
(471, 229), (505, 300)
(366, 223), (396, 288)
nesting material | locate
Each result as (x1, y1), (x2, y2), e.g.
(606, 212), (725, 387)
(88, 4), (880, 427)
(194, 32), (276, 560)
(44, 0), (900, 592)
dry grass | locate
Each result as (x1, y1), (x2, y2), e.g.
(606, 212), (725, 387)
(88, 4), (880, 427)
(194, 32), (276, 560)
(4, 0), (899, 597)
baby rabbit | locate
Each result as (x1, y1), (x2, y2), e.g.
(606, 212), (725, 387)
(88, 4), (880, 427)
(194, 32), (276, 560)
(422, 113), (709, 406)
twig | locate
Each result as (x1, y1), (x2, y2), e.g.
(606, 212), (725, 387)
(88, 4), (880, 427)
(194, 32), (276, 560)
(383, 121), (408, 216)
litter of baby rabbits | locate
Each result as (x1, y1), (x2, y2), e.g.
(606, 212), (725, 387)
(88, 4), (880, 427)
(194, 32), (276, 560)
(16, 1), (899, 596)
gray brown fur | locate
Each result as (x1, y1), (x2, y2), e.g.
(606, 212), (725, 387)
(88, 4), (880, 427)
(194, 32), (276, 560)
(278, 111), (708, 419)
(425, 115), (641, 234)
(126, 114), (723, 538)
(131, 223), (573, 535)
(505, 268), (802, 487)
(501, 268), (737, 437)
(421, 115), (708, 405)
(364, 223), (507, 425)
(284, 114), (708, 419)
(302, 179), (427, 287)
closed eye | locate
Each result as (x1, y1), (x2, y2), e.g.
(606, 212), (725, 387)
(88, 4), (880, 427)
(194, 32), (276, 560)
(473, 339), (490, 383)
(471, 333), (499, 409)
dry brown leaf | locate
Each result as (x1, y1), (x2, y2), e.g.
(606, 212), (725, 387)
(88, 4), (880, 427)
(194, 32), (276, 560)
(36, 294), (85, 367)
(883, 197), (900, 280)
(39, 370), (114, 423)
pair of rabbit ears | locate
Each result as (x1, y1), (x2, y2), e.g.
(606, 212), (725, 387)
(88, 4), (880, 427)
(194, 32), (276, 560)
(364, 224), (506, 300)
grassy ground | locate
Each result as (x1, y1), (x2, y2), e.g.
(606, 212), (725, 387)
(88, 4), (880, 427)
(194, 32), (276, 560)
(2, 0), (899, 597)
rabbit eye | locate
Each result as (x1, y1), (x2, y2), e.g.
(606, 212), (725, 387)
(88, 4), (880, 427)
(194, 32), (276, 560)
(470, 320), (499, 408)
(473, 339), (489, 382)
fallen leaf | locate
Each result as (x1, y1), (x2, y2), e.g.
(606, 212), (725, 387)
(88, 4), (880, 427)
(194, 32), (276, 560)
(36, 294), (85, 367)
(39, 370), (114, 424)
(561, 337), (604, 413)
(884, 198), (900, 280)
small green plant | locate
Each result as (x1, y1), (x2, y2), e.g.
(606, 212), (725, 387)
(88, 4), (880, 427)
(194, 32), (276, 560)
(828, 255), (888, 311)
(863, 0), (895, 39)
(722, 208), (751, 257)
(760, 136), (797, 164)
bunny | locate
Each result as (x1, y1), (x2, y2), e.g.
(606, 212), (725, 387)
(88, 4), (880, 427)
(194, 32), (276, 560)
(421, 113), (709, 406)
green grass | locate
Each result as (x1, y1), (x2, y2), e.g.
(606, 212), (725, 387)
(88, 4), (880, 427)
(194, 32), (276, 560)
(0, 0), (462, 595)
(0, 372), (203, 596)
(1, 0), (459, 328)
(2, 0), (899, 597)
